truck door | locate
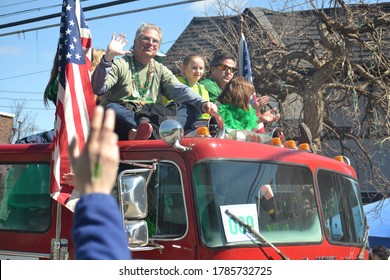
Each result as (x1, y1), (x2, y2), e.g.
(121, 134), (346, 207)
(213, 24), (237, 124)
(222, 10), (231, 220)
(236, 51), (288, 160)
(120, 155), (198, 260)
(0, 144), (72, 259)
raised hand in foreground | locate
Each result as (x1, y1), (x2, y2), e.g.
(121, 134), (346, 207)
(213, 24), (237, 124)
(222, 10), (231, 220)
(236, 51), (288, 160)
(68, 106), (119, 195)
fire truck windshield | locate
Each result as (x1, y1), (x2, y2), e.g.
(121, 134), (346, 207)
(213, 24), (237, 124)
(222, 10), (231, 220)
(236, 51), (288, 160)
(193, 160), (363, 248)
(193, 160), (320, 247)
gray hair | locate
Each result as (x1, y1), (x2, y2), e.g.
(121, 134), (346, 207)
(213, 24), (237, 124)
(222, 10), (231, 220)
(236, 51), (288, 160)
(134, 23), (163, 44)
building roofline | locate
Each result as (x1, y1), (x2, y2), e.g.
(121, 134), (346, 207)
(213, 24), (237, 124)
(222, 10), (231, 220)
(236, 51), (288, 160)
(0, 112), (15, 118)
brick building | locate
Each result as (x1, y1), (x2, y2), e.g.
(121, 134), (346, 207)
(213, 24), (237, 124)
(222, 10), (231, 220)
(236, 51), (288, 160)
(0, 112), (15, 144)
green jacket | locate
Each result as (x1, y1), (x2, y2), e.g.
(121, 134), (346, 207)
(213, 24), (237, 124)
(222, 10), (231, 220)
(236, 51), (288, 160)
(200, 78), (222, 103)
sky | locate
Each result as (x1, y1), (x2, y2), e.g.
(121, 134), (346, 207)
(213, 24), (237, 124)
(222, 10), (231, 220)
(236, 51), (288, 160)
(0, 0), (384, 134)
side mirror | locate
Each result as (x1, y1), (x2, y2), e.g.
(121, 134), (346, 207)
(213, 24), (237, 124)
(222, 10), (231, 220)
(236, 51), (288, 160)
(119, 173), (148, 219)
(159, 120), (191, 151)
(125, 220), (148, 247)
(159, 119), (184, 144)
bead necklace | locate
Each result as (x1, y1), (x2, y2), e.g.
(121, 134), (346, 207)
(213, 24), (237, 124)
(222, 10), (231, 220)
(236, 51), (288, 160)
(131, 56), (155, 99)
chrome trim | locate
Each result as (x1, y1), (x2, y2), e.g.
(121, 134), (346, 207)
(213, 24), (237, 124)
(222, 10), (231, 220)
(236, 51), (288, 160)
(0, 250), (51, 259)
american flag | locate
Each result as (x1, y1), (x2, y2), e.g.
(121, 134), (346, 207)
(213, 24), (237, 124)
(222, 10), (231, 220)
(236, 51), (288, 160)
(50, 0), (95, 211)
(238, 33), (253, 84)
(239, 33), (265, 132)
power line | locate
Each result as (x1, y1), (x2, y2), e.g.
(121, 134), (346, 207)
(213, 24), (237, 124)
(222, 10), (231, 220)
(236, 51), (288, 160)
(0, 105), (54, 111)
(87, 0), (204, 22)
(0, 90), (42, 94)
(0, 0), (140, 29)
(0, 4), (59, 19)
(0, 0), (205, 37)
(0, 97), (43, 101)
(0, 0), (38, 9)
(0, 0), (89, 18)
(0, 70), (49, 81)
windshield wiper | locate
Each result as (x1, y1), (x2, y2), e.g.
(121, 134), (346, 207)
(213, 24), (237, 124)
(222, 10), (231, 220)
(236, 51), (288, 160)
(225, 209), (290, 260)
(357, 215), (369, 260)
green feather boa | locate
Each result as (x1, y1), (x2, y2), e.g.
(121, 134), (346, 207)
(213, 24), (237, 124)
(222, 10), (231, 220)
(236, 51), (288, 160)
(218, 104), (258, 130)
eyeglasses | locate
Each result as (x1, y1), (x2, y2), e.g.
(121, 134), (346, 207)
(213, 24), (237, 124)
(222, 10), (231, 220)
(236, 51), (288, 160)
(140, 35), (160, 46)
(216, 64), (237, 73)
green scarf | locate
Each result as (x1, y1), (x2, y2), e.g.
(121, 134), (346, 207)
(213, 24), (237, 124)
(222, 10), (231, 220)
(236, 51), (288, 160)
(218, 104), (258, 130)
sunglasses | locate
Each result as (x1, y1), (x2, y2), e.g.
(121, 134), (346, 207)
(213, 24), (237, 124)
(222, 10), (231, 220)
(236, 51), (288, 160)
(216, 64), (237, 73)
(140, 35), (160, 46)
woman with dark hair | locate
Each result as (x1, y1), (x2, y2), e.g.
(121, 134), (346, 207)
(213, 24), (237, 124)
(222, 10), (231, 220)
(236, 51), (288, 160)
(43, 51), (59, 107)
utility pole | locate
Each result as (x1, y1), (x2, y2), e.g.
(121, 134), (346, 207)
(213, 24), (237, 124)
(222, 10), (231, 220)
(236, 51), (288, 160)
(17, 120), (23, 141)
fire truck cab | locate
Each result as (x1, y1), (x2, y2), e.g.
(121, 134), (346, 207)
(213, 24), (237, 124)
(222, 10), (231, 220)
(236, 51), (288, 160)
(0, 119), (369, 260)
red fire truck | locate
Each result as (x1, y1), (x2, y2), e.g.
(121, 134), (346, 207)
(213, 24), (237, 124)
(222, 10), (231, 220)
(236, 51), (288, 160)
(0, 118), (369, 260)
